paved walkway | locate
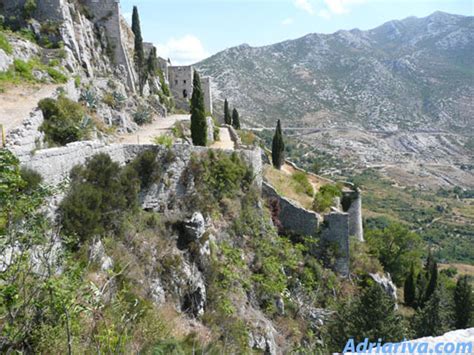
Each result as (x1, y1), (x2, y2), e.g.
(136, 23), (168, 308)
(118, 114), (190, 144)
(0, 84), (59, 134)
(211, 126), (234, 150)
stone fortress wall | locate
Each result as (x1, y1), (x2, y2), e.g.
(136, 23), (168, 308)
(81, 0), (136, 91)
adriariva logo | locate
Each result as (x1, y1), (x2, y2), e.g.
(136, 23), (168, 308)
(343, 337), (473, 354)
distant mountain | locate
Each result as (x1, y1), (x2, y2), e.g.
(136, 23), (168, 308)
(197, 12), (473, 132)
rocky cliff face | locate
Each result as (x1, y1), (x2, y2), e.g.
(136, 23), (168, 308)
(0, 0), (168, 133)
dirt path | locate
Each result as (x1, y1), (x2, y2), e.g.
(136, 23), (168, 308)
(118, 114), (190, 144)
(0, 84), (59, 134)
(211, 127), (234, 150)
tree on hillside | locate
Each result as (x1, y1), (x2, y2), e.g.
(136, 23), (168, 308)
(404, 263), (416, 307)
(454, 276), (473, 329)
(365, 222), (422, 285)
(413, 289), (448, 337)
(271, 119), (285, 169)
(328, 282), (405, 352)
(232, 108), (241, 129)
(424, 258), (438, 304)
(224, 99), (231, 125)
(190, 70), (207, 146)
(132, 6), (146, 94)
(132, 6), (144, 68)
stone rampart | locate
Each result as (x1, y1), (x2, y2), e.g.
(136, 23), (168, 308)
(262, 182), (320, 237)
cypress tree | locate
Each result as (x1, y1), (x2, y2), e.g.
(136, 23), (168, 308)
(232, 108), (240, 129)
(190, 70), (207, 146)
(404, 263), (416, 307)
(454, 276), (473, 329)
(425, 259), (438, 303)
(147, 47), (157, 76)
(413, 289), (448, 337)
(272, 119), (285, 169)
(132, 6), (144, 68)
(224, 99), (231, 125)
(415, 272), (427, 308)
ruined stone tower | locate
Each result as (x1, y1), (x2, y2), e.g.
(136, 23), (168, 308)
(81, 0), (137, 92)
(169, 65), (213, 114)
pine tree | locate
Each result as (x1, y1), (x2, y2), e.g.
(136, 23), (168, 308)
(224, 99), (231, 125)
(404, 263), (416, 307)
(232, 108), (240, 129)
(425, 259), (438, 303)
(271, 119), (285, 170)
(190, 70), (207, 146)
(454, 276), (473, 329)
(132, 6), (144, 68)
(413, 289), (448, 337)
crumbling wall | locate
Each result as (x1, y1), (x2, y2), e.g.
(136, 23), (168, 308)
(201, 77), (213, 114)
(82, 0), (136, 91)
(321, 212), (350, 276)
(342, 189), (364, 242)
(262, 182), (320, 237)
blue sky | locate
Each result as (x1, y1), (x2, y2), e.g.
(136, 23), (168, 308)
(120, 0), (473, 65)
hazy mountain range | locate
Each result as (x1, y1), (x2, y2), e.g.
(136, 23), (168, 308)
(197, 12), (474, 188)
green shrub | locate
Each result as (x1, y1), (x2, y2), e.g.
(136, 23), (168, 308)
(292, 171), (314, 197)
(191, 150), (254, 203)
(127, 149), (161, 189)
(19, 167), (42, 193)
(13, 59), (34, 80)
(60, 153), (140, 249)
(0, 32), (12, 54)
(313, 184), (342, 212)
(38, 96), (91, 146)
(23, 0), (37, 18)
(133, 106), (152, 125)
(46, 67), (67, 83)
(153, 135), (173, 148)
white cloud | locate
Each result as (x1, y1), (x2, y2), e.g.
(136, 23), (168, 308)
(294, 0), (315, 15)
(155, 35), (210, 65)
(323, 0), (366, 15)
(282, 17), (294, 25)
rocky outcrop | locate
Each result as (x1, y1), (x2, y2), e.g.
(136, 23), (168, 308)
(370, 273), (398, 305)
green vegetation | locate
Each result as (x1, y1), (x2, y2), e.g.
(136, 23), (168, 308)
(224, 98), (231, 125)
(190, 70), (207, 146)
(59, 153), (139, 249)
(351, 169), (474, 264)
(313, 184), (342, 213)
(0, 58), (68, 88)
(189, 150), (253, 209)
(131, 6), (144, 68)
(23, 0), (37, 18)
(153, 134), (174, 148)
(327, 281), (405, 351)
(271, 119), (284, 169)
(0, 32), (13, 54)
(133, 106), (152, 125)
(291, 171), (314, 197)
(365, 222), (422, 285)
(453, 276), (473, 329)
(231, 107), (241, 129)
(38, 96), (92, 146)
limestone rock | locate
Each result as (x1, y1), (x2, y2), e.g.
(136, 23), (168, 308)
(183, 212), (206, 241)
(370, 272), (398, 306)
(89, 239), (114, 272)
